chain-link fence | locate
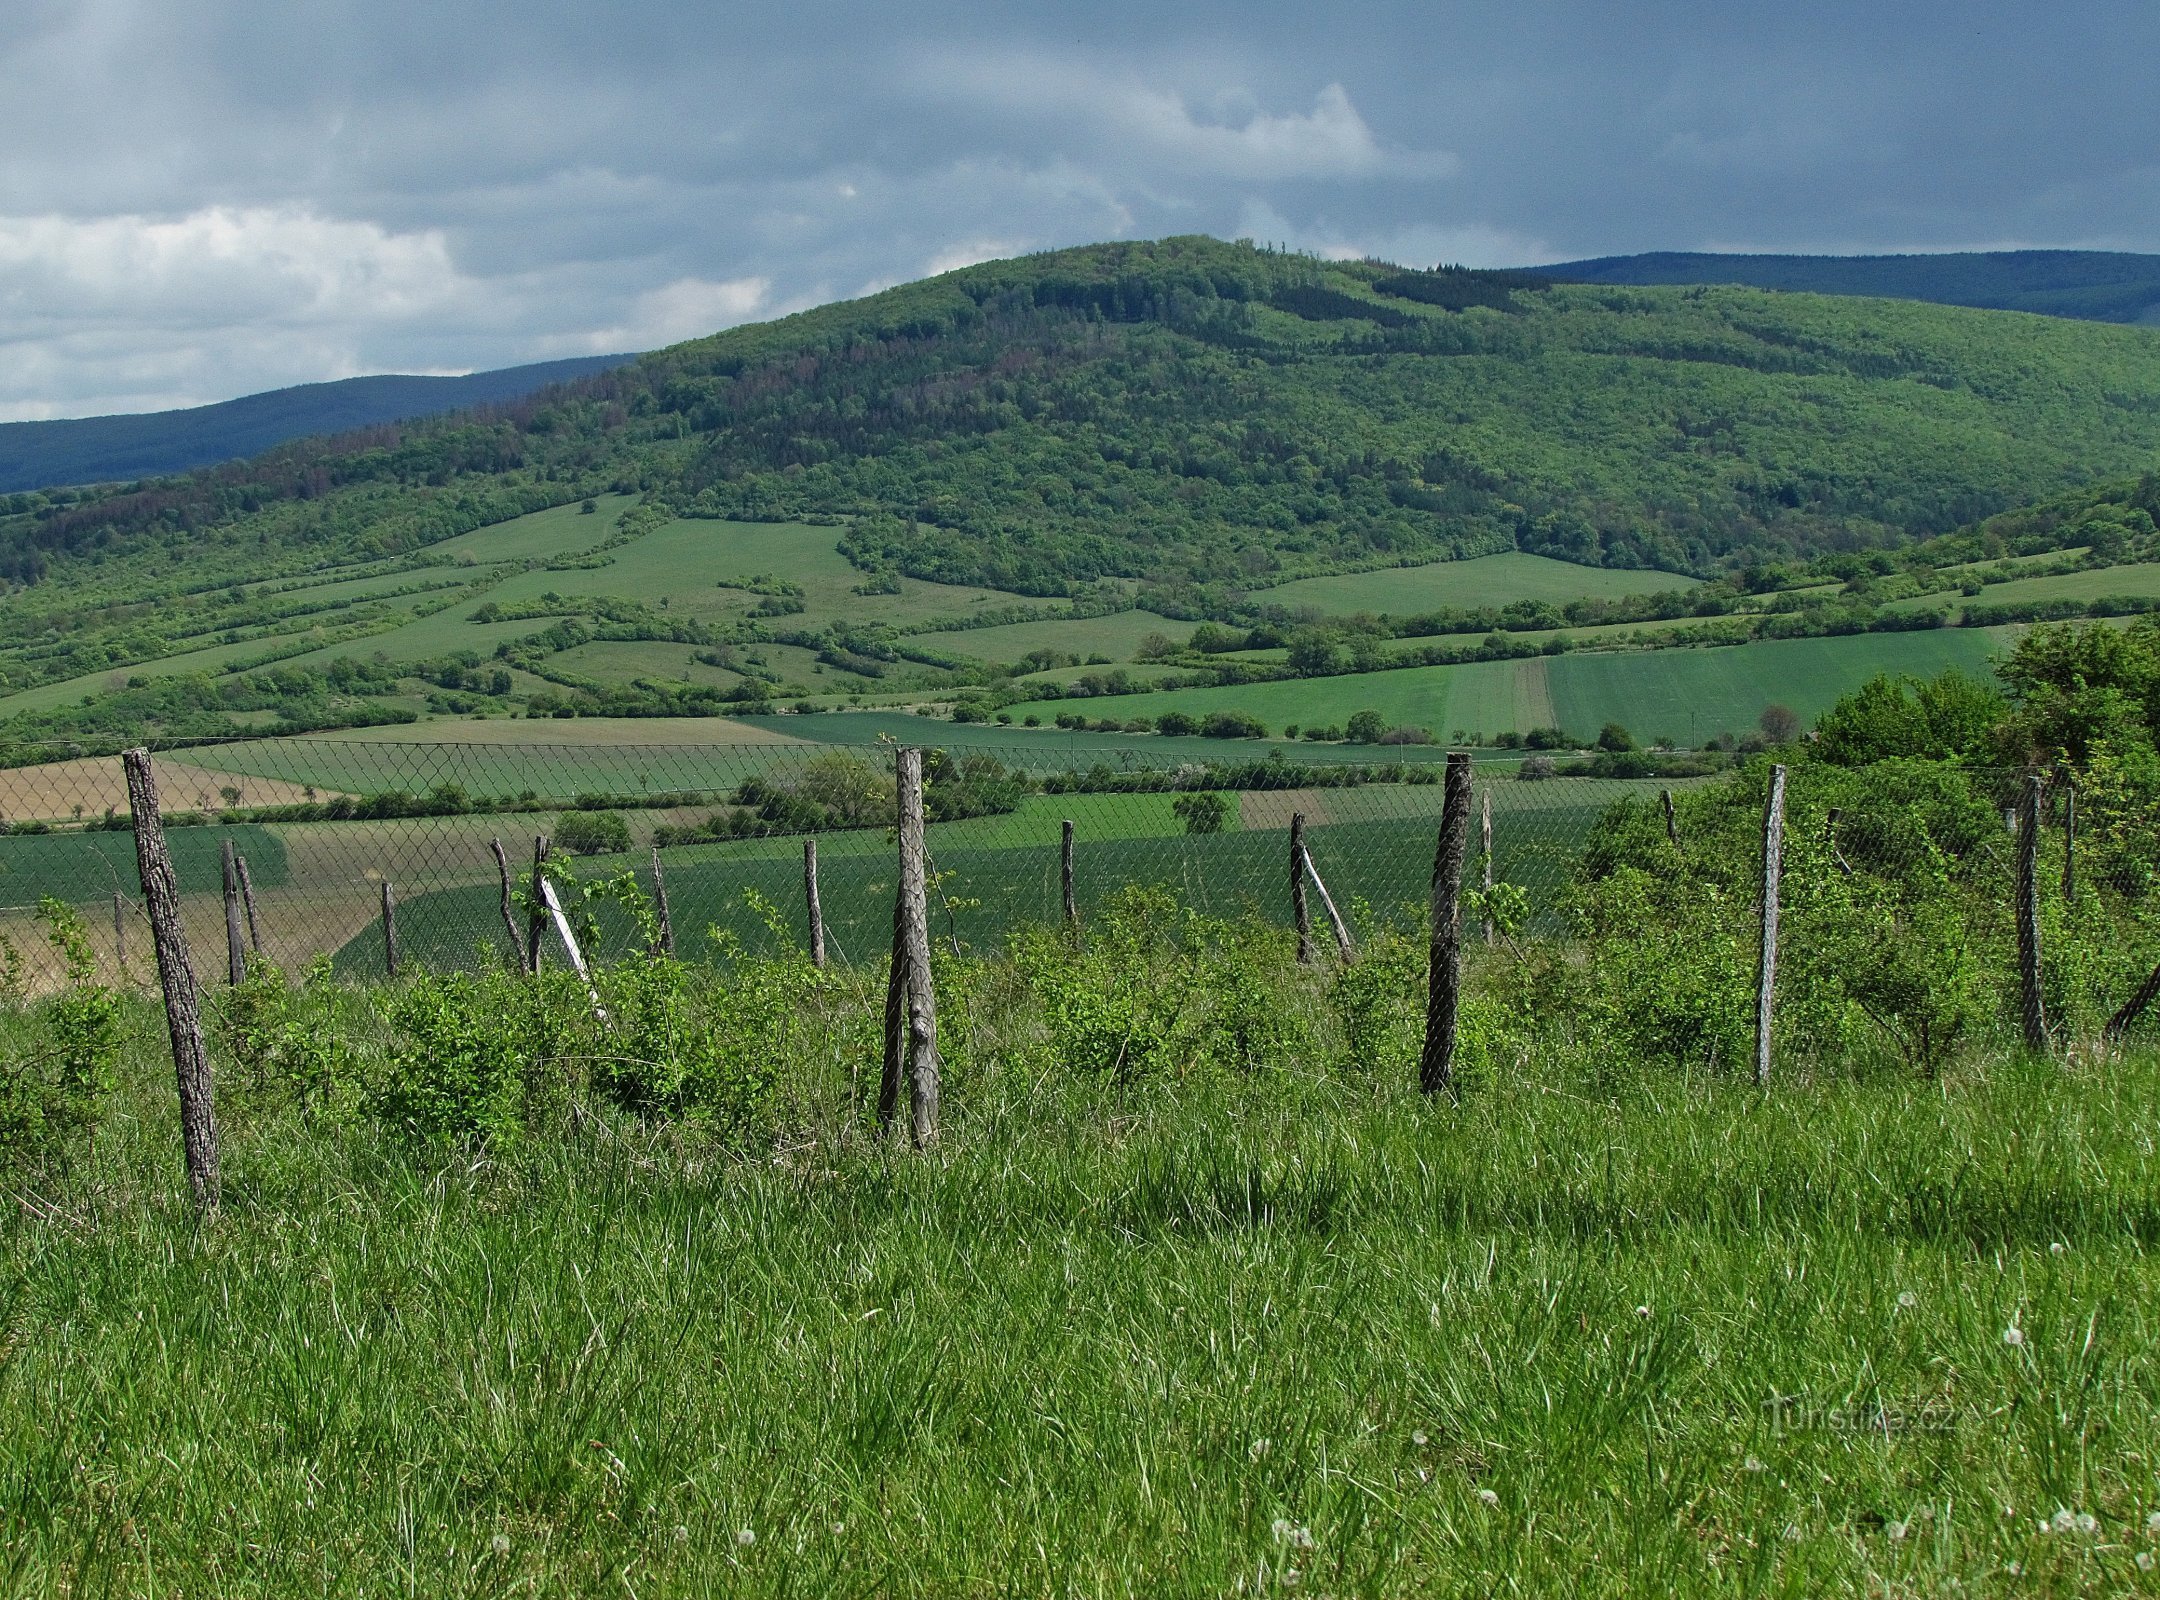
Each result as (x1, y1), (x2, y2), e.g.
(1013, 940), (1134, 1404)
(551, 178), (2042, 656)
(0, 737), (2151, 1057)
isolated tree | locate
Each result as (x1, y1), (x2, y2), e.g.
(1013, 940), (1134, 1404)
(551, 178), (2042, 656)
(1172, 791), (1231, 835)
(1597, 722), (1637, 753)
(1345, 709), (1386, 744)
(554, 810), (632, 856)
(1759, 704), (1802, 744)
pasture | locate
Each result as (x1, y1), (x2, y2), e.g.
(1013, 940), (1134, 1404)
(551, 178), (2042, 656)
(1251, 551), (1701, 616)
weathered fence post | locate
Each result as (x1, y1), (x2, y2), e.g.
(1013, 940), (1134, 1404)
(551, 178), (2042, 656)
(112, 889), (126, 968)
(219, 838), (247, 986)
(380, 880), (398, 978)
(804, 837), (826, 969)
(1481, 790), (1495, 947)
(1060, 818), (1077, 929)
(234, 853), (264, 953)
(649, 844), (675, 956)
(2062, 781), (2076, 904)
(1661, 788), (1682, 852)
(1301, 840), (1355, 960)
(526, 835), (550, 974)
(2017, 773), (2047, 1053)
(122, 749), (219, 1209)
(878, 749), (941, 1145)
(1290, 812), (1313, 964)
(1754, 764), (1787, 1086)
(489, 838), (528, 969)
(1419, 753), (1474, 1096)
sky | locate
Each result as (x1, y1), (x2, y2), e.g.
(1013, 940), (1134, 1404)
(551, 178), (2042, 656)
(2, 0), (2155, 420)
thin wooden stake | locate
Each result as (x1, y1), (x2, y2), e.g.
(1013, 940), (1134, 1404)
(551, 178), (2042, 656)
(122, 749), (219, 1208)
(1060, 818), (1077, 929)
(889, 748), (941, 1145)
(649, 844), (675, 956)
(219, 838), (247, 986)
(112, 888), (125, 968)
(538, 876), (607, 1021)
(1825, 808), (1853, 876)
(380, 880), (399, 977)
(1301, 843), (1355, 960)
(1754, 764), (1787, 1086)
(1290, 812), (1313, 964)
(804, 837), (826, 968)
(1480, 790), (1495, 947)
(877, 892), (905, 1129)
(2017, 773), (2047, 1054)
(526, 835), (550, 974)
(1419, 753), (1474, 1096)
(489, 838), (528, 968)
(234, 853), (263, 953)
(1661, 788), (1682, 852)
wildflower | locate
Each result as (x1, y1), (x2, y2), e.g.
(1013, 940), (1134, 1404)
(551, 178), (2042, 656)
(2007, 1562), (2021, 1575)
(1271, 1518), (1294, 1543)
(2076, 1513), (2098, 1536)
(2052, 1509), (2076, 1533)
(490, 1533), (511, 1556)
(737, 1528), (756, 1548)
(1742, 1456), (1767, 1473)
(2049, 1241), (2065, 1256)
(2148, 1510), (2160, 1534)
(1886, 1521), (1909, 1541)
(1897, 1291), (1917, 1309)
(1411, 1431), (1429, 1448)
(832, 1522), (846, 1536)
(1635, 1305), (1651, 1318)
(2139, 1552), (2156, 1572)
(1477, 1488), (1500, 1508)
(2004, 1325), (2025, 1348)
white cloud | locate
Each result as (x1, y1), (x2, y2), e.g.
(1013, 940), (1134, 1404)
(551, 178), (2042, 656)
(923, 237), (1032, 277)
(1232, 201), (1548, 270)
(572, 275), (775, 351)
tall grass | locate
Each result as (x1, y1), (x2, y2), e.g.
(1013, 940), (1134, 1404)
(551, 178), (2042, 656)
(2, 959), (2158, 1595)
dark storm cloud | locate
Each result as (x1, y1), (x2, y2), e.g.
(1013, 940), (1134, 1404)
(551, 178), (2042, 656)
(2, 0), (2153, 417)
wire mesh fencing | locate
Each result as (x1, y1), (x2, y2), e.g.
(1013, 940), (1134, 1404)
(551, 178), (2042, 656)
(0, 735), (2152, 1061)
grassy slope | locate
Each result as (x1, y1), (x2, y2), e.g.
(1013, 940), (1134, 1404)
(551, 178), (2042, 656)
(4, 1014), (2155, 1594)
(1250, 552), (1700, 616)
(1049, 628), (2017, 743)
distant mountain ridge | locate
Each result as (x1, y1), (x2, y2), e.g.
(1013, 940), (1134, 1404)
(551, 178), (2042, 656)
(0, 354), (635, 493)
(1539, 250), (2160, 325)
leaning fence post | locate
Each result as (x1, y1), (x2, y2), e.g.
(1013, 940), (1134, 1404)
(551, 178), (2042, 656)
(1481, 790), (1495, 947)
(526, 835), (550, 974)
(380, 880), (399, 978)
(219, 838), (247, 986)
(1290, 811), (1313, 964)
(1060, 818), (1077, 929)
(1419, 753), (1474, 1096)
(234, 853), (263, 953)
(649, 844), (675, 956)
(489, 838), (528, 968)
(1662, 788), (1682, 852)
(804, 837), (827, 968)
(122, 749), (219, 1209)
(1754, 764), (1787, 1086)
(2017, 773), (2047, 1053)
(884, 748), (941, 1145)
(1301, 841), (1355, 960)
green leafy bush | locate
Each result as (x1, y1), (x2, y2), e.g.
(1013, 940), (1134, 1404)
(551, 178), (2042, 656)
(0, 900), (124, 1174)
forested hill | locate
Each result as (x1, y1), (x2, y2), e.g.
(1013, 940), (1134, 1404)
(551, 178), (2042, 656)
(1542, 250), (2160, 325)
(7, 235), (2160, 602)
(0, 354), (632, 494)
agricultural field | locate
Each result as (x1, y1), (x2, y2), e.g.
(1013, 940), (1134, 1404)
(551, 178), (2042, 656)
(1050, 628), (2022, 745)
(918, 610), (1189, 666)
(1253, 551), (1700, 616)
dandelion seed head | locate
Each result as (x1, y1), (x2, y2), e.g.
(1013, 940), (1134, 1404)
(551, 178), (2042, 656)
(2004, 1325), (2026, 1347)
(1411, 1431), (1428, 1447)
(2050, 1241), (2065, 1256)
(1271, 1518), (1293, 1543)
(1477, 1488), (1500, 1508)
(490, 1533), (510, 1556)
(1897, 1291), (1917, 1309)
(737, 1528), (756, 1548)
(2076, 1512), (2098, 1535)
(2147, 1510), (2160, 1534)
(1742, 1456), (1766, 1473)
(2053, 1509), (2076, 1533)
(1886, 1521), (1909, 1541)
(2139, 1552), (2156, 1572)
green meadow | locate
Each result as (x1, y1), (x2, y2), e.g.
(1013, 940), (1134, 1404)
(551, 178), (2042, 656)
(1253, 551), (1700, 616)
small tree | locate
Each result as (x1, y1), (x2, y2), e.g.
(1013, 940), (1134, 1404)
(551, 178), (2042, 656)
(1345, 709), (1386, 744)
(554, 810), (632, 856)
(1759, 704), (1802, 744)
(1172, 791), (1231, 835)
(1598, 723), (1637, 753)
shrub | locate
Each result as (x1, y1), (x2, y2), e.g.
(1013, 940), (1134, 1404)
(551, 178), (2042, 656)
(373, 971), (590, 1146)
(1172, 791), (1231, 835)
(216, 955), (358, 1111)
(554, 809), (632, 855)
(0, 901), (123, 1175)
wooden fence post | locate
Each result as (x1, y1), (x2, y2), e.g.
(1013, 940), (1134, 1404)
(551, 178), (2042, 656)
(112, 889), (125, 968)
(1290, 812), (1313, 964)
(526, 835), (550, 974)
(878, 893), (905, 1128)
(1480, 790), (1495, 947)
(1754, 764), (1787, 1086)
(1419, 753), (1474, 1096)
(489, 838), (528, 969)
(380, 880), (399, 978)
(649, 845), (675, 956)
(122, 749), (219, 1209)
(1061, 818), (1077, 929)
(2017, 773), (2047, 1053)
(2062, 782), (2076, 904)
(880, 748), (941, 1145)
(804, 838), (826, 968)
(1301, 841), (1355, 960)
(219, 838), (247, 986)
(1661, 788), (1682, 852)
(234, 853), (263, 953)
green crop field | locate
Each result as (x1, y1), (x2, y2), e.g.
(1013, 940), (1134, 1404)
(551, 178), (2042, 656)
(1255, 552), (1699, 616)
(921, 610), (1188, 665)
(0, 822), (288, 906)
(1048, 627), (2022, 744)
(1939, 559), (2160, 613)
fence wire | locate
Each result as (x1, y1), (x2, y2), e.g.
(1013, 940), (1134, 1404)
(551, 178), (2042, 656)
(0, 737), (2150, 1056)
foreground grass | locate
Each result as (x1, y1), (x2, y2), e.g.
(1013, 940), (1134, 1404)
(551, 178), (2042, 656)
(5, 1023), (2160, 1595)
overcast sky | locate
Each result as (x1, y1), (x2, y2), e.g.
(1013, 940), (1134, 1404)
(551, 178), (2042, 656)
(2, 0), (2155, 419)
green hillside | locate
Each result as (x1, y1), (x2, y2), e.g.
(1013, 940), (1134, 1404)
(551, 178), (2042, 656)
(3, 234), (2160, 752)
